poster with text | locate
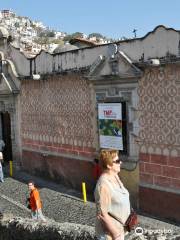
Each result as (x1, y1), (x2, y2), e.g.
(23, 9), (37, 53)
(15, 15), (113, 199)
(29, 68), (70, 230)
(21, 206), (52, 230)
(98, 103), (123, 150)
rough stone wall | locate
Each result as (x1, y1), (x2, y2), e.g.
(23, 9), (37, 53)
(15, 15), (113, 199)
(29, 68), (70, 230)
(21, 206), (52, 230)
(138, 65), (180, 190)
(21, 74), (96, 157)
(1, 216), (180, 240)
(0, 218), (96, 240)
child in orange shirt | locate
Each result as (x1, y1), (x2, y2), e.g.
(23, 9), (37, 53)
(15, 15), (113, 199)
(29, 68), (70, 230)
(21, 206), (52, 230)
(28, 181), (46, 222)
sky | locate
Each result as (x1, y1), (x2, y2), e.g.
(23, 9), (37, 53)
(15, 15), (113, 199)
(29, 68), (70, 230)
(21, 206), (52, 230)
(0, 0), (180, 39)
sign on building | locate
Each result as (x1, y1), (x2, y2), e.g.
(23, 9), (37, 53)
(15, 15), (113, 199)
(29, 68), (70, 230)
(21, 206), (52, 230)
(98, 103), (123, 150)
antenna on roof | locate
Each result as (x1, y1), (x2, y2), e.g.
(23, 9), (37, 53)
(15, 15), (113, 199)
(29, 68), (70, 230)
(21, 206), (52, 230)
(133, 29), (137, 38)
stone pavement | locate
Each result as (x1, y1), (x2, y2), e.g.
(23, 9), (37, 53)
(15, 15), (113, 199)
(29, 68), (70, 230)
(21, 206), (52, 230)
(0, 170), (180, 239)
(0, 171), (96, 226)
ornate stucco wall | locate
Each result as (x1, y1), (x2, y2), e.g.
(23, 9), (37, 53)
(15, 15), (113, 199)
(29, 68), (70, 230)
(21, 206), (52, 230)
(20, 74), (98, 191)
(138, 65), (180, 222)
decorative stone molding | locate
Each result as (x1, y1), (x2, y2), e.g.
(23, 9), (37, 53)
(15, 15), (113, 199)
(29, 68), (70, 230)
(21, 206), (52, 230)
(95, 84), (139, 164)
(5, 102), (15, 114)
(0, 101), (5, 112)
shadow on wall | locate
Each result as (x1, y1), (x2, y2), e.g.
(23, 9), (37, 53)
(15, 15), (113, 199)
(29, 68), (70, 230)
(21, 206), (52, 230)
(21, 150), (95, 195)
(120, 164), (139, 209)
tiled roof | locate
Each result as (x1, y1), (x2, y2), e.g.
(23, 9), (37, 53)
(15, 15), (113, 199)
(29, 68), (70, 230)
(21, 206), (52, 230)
(69, 37), (97, 46)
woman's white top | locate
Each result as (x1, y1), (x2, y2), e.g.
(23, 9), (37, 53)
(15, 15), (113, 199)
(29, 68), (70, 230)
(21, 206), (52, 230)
(94, 175), (130, 239)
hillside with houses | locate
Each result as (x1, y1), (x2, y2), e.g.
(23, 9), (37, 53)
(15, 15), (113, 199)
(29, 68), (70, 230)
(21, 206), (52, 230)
(0, 9), (112, 57)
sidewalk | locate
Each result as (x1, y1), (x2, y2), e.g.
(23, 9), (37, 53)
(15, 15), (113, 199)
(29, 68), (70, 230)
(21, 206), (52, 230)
(0, 170), (180, 239)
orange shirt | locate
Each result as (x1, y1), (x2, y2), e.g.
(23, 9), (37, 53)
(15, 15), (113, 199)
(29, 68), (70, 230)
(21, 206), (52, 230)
(29, 188), (42, 211)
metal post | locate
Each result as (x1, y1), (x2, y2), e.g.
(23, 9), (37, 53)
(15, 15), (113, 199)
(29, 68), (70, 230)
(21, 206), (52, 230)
(9, 160), (13, 177)
(82, 182), (87, 203)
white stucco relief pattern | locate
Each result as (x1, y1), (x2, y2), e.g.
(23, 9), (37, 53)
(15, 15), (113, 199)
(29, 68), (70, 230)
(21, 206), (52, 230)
(21, 75), (94, 148)
(137, 66), (180, 157)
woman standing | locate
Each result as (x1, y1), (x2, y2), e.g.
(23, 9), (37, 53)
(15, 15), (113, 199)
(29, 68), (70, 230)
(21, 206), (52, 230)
(94, 149), (130, 240)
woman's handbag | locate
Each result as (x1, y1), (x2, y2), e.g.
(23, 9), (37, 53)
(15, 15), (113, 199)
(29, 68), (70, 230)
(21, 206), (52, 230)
(124, 209), (138, 232)
(108, 208), (138, 232)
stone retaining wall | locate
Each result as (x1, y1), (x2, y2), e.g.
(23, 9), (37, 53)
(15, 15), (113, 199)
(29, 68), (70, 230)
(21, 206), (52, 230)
(0, 216), (96, 240)
(1, 215), (180, 240)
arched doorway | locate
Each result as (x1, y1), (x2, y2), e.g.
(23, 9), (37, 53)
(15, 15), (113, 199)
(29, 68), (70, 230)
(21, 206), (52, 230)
(0, 111), (12, 163)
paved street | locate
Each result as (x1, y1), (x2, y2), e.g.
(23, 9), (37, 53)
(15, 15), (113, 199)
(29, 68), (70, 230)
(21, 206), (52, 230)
(0, 171), (96, 226)
(0, 171), (180, 239)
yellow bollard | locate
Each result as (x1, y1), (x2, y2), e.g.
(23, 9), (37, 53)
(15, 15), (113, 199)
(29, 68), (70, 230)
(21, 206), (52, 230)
(9, 160), (13, 177)
(82, 182), (87, 203)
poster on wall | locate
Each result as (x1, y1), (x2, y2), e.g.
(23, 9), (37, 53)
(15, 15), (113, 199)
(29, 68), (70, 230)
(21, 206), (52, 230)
(98, 103), (123, 150)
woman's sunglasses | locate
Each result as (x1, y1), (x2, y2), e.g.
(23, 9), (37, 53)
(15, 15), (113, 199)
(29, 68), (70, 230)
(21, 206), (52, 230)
(113, 159), (121, 164)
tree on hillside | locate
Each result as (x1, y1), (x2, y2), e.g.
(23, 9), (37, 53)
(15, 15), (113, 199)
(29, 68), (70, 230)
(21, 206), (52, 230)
(63, 32), (83, 42)
(63, 34), (72, 42)
(34, 37), (64, 46)
(71, 32), (84, 38)
(88, 33), (105, 39)
(14, 22), (20, 28)
(34, 37), (50, 45)
(50, 39), (64, 45)
(38, 30), (55, 38)
(46, 31), (55, 38)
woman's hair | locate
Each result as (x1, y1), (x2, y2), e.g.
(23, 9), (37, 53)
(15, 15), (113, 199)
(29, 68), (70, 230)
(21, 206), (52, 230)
(100, 149), (119, 170)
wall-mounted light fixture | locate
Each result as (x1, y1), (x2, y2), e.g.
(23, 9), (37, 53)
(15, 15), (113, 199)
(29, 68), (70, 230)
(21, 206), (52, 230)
(148, 59), (160, 66)
(32, 74), (41, 80)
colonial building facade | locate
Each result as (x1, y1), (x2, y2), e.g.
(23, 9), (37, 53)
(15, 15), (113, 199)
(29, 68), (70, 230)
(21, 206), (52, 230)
(0, 25), (180, 222)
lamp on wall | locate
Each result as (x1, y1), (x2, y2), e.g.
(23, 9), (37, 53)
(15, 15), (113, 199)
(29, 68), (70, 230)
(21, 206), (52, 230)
(32, 74), (41, 80)
(148, 59), (160, 66)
